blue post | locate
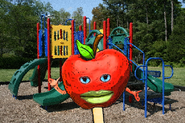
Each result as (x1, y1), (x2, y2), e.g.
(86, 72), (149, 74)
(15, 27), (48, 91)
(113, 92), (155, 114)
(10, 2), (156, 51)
(162, 61), (165, 114)
(124, 37), (128, 57)
(145, 57), (166, 116)
(123, 91), (125, 111)
(108, 37), (113, 49)
(40, 14), (48, 57)
(39, 30), (42, 56)
(145, 65), (147, 118)
(44, 28), (48, 56)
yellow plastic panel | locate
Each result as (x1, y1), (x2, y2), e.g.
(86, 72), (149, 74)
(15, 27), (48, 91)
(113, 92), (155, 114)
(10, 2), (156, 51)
(51, 25), (72, 59)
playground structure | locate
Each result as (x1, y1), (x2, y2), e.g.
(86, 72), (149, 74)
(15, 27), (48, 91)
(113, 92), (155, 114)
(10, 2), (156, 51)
(8, 14), (174, 118)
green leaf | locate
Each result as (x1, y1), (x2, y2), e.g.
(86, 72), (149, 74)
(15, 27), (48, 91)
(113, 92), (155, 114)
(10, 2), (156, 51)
(76, 40), (95, 60)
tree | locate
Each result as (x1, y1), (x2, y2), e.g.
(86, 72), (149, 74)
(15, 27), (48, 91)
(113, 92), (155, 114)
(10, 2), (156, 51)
(72, 7), (83, 29)
(51, 8), (71, 25)
(171, 0), (174, 32)
(0, 0), (13, 57)
(0, 0), (55, 58)
(91, 3), (106, 30)
(167, 9), (185, 64)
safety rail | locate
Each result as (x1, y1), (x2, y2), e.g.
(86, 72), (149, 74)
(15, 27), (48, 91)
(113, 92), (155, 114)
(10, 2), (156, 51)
(107, 36), (174, 117)
(107, 40), (146, 111)
(134, 57), (174, 117)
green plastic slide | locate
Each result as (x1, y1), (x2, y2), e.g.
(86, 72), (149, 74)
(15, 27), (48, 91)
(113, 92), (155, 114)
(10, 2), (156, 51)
(33, 81), (69, 106)
(29, 62), (48, 87)
(133, 64), (174, 95)
(8, 58), (48, 96)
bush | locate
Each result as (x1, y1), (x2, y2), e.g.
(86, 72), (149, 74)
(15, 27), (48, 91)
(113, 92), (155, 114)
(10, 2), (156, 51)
(0, 57), (33, 69)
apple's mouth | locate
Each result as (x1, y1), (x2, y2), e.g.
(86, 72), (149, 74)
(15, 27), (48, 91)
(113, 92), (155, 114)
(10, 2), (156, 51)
(80, 90), (113, 104)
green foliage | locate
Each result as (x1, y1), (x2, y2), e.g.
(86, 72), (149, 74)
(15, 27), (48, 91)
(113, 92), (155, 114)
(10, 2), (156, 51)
(0, 0), (185, 68)
(91, 0), (184, 66)
(72, 7), (83, 28)
(51, 8), (71, 25)
(0, 57), (33, 69)
(167, 9), (185, 65)
(91, 3), (106, 30)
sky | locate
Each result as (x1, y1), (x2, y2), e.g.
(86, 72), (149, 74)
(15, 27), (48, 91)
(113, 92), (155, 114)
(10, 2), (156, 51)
(39, 0), (185, 20)
(39, 0), (103, 20)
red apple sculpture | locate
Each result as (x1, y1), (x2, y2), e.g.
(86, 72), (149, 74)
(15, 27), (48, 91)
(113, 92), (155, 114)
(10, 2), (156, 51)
(62, 34), (130, 109)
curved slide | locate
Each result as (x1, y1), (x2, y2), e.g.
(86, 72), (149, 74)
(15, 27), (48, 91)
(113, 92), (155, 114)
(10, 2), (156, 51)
(29, 62), (48, 87)
(33, 81), (69, 106)
(133, 64), (174, 95)
(8, 58), (48, 96)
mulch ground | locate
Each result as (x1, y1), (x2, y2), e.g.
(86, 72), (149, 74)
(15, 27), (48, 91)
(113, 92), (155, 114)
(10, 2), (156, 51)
(0, 81), (185, 123)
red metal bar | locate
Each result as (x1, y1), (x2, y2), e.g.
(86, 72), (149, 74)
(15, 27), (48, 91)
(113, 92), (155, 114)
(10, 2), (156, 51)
(37, 23), (41, 93)
(129, 22), (133, 71)
(94, 22), (96, 36)
(47, 18), (51, 91)
(83, 16), (87, 44)
(107, 18), (110, 49)
(72, 20), (74, 55)
(107, 18), (110, 37)
(94, 22), (96, 30)
(79, 25), (82, 31)
(103, 21), (107, 50)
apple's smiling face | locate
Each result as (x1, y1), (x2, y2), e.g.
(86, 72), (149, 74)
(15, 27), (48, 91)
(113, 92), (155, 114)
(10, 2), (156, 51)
(62, 49), (130, 109)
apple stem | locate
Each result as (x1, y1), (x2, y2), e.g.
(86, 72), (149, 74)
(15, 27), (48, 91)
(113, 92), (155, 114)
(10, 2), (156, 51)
(93, 34), (104, 56)
(92, 107), (104, 123)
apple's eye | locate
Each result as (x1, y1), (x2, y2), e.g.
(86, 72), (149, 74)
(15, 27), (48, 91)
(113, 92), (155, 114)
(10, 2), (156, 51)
(80, 76), (90, 84)
(100, 74), (111, 82)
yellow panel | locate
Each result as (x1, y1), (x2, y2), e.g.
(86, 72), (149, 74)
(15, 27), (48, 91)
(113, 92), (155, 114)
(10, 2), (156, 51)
(99, 29), (103, 34)
(51, 25), (72, 59)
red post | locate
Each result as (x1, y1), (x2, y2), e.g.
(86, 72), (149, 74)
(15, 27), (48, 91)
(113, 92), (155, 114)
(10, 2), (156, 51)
(79, 25), (82, 31)
(47, 18), (51, 91)
(94, 22), (96, 36)
(72, 20), (74, 55)
(107, 18), (110, 37)
(83, 16), (87, 44)
(103, 21), (107, 50)
(37, 23), (41, 93)
(94, 22), (96, 30)
(129, 23), (133, 71)
(107, 18), (110, 49)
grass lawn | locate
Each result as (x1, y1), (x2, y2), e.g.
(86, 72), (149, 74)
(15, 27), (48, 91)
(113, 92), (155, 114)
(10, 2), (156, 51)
(0, 67), (60, 82)
(0, 67), (185, 86)
(148, 67), (185, 86)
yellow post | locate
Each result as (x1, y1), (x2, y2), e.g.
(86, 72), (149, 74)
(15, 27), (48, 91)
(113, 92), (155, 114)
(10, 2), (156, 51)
(92, 107), (104, 123)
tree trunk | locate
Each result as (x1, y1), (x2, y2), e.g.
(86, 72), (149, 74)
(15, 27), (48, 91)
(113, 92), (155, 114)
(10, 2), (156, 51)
(164, 1), (168, 42)
(145, 4), (149, 33)
(171, 0), (174, 32)
(164, 11), (167, 41)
